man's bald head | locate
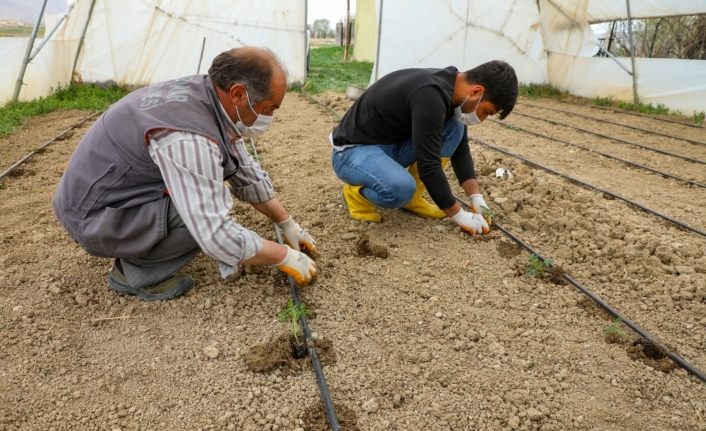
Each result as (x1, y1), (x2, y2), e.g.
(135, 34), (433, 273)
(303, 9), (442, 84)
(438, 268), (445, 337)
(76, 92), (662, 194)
(208, 47), (286, 104)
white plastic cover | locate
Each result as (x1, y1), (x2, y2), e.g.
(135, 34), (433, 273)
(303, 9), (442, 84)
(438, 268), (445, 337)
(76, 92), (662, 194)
(549, 53), (706, 115)
(371, 0), (705, 114)
(585, 0), (706, 22)
(1, 0), (306, 104)
(374, 0), (548, 84)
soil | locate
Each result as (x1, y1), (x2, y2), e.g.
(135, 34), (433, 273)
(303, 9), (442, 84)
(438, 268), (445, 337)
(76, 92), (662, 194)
(243, 332), (336, 374)
(1, 93), (706, 430)
(356, 233), (390, 258)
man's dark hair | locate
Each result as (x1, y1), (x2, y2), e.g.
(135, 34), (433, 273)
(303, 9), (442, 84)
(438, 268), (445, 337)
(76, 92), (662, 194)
(463, 60), (518, 119)
(208, 47), (278, 103)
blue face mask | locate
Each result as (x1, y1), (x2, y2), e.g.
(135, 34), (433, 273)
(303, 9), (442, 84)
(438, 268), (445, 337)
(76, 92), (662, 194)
(456, 93), (483, 126)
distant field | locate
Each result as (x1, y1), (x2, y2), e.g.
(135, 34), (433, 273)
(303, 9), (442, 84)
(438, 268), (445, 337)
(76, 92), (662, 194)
(0, 25), (44, 37)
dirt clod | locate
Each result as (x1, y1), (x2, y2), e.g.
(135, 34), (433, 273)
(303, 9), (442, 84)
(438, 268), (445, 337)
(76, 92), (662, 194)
(626, 339), (677, 373)
(496, 240), (522, 258)
(243, 332), (336, 374)
(302, 402), (360, 431)
(356, 233), (389, 258)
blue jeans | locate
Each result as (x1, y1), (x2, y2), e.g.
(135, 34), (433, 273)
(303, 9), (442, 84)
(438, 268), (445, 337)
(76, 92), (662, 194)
(331, 118), (464, 208)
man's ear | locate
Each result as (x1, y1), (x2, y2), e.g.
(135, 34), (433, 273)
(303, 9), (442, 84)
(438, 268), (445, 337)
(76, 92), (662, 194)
(229, 83), (247, 105)
(471, 84), (485, 97)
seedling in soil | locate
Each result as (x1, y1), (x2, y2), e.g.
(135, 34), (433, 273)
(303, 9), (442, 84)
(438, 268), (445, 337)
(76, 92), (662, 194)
(504, 123), (520, 132)
(277, 298), (312, 359)
(604, 318), (628, 344)
(694, 111), (705, 126)
(481, 206), (495, 224)
(526, 255), (553, 278)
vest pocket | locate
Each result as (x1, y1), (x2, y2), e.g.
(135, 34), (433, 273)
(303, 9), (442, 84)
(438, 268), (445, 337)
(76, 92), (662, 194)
(76, 162), (131, 218)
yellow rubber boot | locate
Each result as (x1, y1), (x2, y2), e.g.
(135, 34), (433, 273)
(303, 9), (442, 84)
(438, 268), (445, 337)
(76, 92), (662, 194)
(403, 160), (448, 219)
(342, 184), (381, 222)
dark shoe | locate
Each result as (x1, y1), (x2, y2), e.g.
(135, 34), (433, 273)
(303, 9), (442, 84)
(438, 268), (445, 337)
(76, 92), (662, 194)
(108, 264), (194, 301)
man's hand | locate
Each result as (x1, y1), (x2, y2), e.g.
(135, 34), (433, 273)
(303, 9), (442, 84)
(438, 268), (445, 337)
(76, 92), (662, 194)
(277, 216), (316, 252)
(277, 246), (318, 286)
(470, 193), (493, 224)
(450, 208), (490, 235)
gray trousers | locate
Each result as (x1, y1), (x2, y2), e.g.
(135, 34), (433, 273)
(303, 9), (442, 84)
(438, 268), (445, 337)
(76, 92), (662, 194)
(119, 201), (200, 289)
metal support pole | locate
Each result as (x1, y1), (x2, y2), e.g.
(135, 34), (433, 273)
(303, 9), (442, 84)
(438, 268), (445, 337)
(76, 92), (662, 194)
(12, 0), (49, 102)
(72, 0), (98, 81)
(196, 37), (206, 74)
(373, 0), (384, 81)
(28, 3), (75, 62)
(625, 0), (639, 104)
(343, 0), (351, 61)
(304, 0), (308, 76)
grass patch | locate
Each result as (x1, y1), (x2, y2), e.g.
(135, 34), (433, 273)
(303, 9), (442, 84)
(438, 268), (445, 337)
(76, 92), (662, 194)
(0, 83), (128, 137)
(0, 25), (44, 37)
(302, 46), (372, 94)
(518, 83), (691, 119)
(519, 83), (567, 99)
(616, 100), (669, 115)
(694, 111), (705, 126)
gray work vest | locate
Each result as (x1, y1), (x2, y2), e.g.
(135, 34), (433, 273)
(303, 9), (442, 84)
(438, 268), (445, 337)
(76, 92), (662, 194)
(53, 75), (239, 258)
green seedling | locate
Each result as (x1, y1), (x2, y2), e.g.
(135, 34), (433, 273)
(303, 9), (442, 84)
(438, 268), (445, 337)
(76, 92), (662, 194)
(481, 206), (495, 224)
(694, 111), (705, 126)
(604, 318), (627, 340)
(504, 123), (520, 132)
(277, 298), (311, 344)
(526, 254), (554, 278)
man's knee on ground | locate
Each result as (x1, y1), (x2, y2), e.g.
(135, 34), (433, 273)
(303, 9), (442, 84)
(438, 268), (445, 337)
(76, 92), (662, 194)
(375, 176), (416, 208)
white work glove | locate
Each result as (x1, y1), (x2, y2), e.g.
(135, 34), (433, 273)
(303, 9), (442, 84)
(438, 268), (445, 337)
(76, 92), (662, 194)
(277, 216), (316, 253)
(470, 193), (492, 224)
(451, 208), (490, 235)
(277, 246), (318, 286)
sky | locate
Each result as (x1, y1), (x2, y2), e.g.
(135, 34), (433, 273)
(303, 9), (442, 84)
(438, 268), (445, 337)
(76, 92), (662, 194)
(1, 0), (353, 25)
(0, 0), (67, 23)
(307, 0), (354, 26)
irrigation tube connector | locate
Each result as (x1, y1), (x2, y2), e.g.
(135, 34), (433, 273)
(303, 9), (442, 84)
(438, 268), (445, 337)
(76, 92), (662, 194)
(0, 111), (101, 181)
(273, 226), (341, 431)
(471, 138), (706, 239)
(457, 198), (706, 383)
(491, 119), (706, 189)
(248, 137), (340, 431)
(521, 102), (706, 148)
(513, 111), (706, 166)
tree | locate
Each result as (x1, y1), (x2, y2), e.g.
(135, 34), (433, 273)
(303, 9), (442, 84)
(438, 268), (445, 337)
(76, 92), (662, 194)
(602, 15), (706, 60)
(311, 18), (333, 39)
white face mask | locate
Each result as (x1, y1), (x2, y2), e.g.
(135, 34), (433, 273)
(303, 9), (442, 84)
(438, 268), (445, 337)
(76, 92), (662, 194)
(456, 93), (483, 126)
(235, 90), (273, 137)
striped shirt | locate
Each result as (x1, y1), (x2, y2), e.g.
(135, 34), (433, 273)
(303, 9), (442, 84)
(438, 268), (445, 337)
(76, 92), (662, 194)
(148, 125), (276, 278)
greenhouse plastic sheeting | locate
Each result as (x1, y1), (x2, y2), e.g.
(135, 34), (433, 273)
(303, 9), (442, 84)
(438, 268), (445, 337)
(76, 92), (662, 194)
(2, 0), (306, 103)
(0, 37), (76, 105)
(372, 0), (705, 113)
(374, 0), (548, 84)
(585, 0), (706, 22)
(549, 53), (706, 114)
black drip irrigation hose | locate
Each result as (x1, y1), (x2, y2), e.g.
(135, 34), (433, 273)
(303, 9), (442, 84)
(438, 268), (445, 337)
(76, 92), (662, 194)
(558, 99), (705, 130)
(299, 89), (706, 383)
(520, 102), (706, 148)
(249, 137), (341, 430)
(455, 198), (706, 383)
(512, 111), (706, 165)
(274, 226), (341, 431)
(490, 119), (706, 189)
(0, 111), (101, 181)
(471, 137), (706, 239)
